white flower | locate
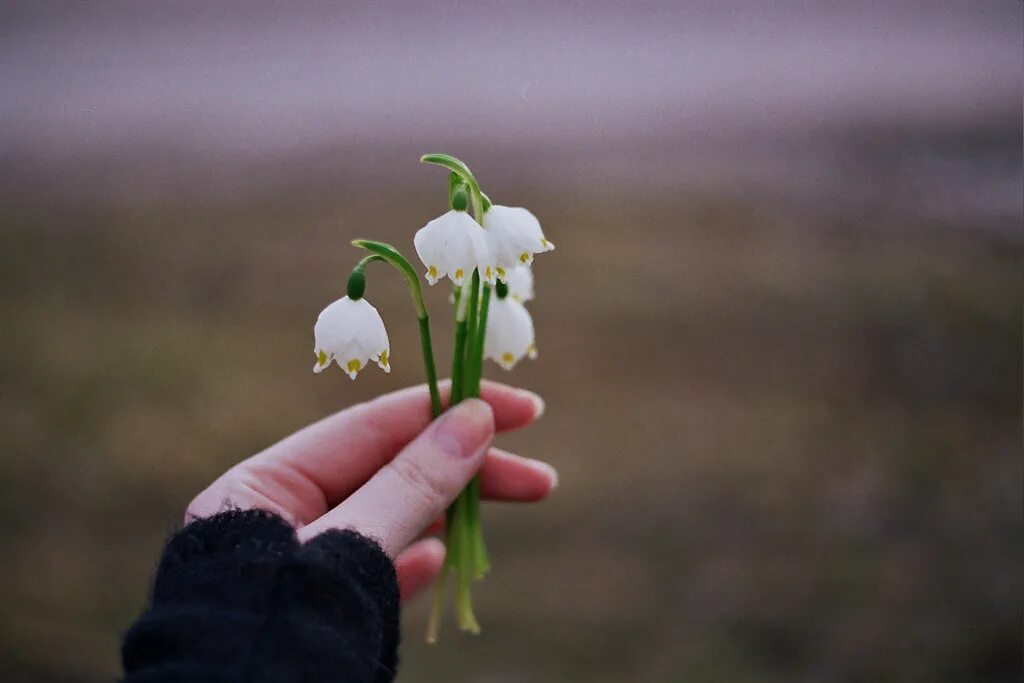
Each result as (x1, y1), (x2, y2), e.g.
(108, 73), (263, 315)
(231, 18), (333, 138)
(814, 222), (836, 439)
(484, 296), (537, 370)
(504, 265), (534, 302)
(482, 205), (554, 279)
(313, 296), (390, 379)
(414, 209), (497, 286)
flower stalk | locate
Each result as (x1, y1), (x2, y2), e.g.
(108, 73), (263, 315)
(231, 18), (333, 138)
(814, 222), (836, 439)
(318, 153), (552, 644)
(420, 154), (494, 638)
(352, 240), (442, 418)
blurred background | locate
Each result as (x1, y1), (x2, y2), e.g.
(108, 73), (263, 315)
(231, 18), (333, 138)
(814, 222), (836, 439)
(1, 1), (1020, 681)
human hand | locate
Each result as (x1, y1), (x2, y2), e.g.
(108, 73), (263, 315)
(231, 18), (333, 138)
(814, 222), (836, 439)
(186, 380), (556, 602)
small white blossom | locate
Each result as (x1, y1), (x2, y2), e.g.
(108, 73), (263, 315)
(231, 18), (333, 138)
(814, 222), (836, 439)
(414, 209), (497, 286)
(313, 296), (390, 379)
(504, 265), (535, 302)
(484, 295), (537, 370)
(483, 205), (554, 279)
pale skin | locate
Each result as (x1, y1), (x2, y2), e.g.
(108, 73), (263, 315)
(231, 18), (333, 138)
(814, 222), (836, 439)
(187, 380), (557, 602)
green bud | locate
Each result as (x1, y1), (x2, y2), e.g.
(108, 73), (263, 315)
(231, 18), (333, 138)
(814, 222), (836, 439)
(451, 188), (469, 212)
(480, 192), (492, 212)
(495, 280), (509, 300)
(347, 268), (367, 300)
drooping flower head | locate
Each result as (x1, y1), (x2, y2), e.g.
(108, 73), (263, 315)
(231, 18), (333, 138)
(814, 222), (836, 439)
(313, 270), (391, 379)
(504, 265), (535, 302)
(483, 280), (537, 370)
(483, 205), (554, 280)
(414, 208), (496, 286)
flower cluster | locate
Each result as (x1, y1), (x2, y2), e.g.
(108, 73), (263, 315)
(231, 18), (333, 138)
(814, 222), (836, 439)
(313, 188), (552, 379)
(414, 203), (553, 288)
(416, 203), (547, 372)
(307, 153), (555, 641)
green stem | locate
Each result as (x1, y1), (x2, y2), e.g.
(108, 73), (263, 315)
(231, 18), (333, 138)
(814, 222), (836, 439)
(466, 284), (491, 397)
(454, 489), (480, 633)
(459, 280), (492, 578)
(418, 317), (442, 418)
(462, 271), (481, 399)
(427, 281), (469, 643)
(468, 476), (489, 577)
(450, 279), (471, 406)
(352, 240), (442, 417)
(425, 562), (448, 644)
(420, 155), (491, 639)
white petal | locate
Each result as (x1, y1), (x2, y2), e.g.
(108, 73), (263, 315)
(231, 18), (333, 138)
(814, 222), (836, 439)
(483, 297), (535, 371)
(504, 265), (535, 302)
(375, 321), (391, 372)
(484, 205), (552, 272)
(466, 226), (497, 284)
(337, 337), (367, 379)
(414, 210), (493, 286)
(313, 349), (333, 374)
(312, 296), (390, 379)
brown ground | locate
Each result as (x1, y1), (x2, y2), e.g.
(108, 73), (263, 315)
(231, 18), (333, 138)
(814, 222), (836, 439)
(1, 128), (1019, 681)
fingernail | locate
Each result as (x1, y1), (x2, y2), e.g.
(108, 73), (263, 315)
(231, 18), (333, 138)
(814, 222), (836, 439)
(521, 389), (545, 419)
(434, 399), (494, 458)
(532, 460), (559, 491)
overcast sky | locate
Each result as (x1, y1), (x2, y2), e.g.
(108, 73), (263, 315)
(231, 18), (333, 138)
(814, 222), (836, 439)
(1, 1), (1019, 156)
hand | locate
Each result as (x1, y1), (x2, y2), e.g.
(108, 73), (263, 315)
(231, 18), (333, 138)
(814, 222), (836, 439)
(186, 380), (556, 602)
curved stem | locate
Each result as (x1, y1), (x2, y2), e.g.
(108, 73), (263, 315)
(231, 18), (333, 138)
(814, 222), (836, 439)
(421, 153), (484, 225)
(352, 240), (442, 417)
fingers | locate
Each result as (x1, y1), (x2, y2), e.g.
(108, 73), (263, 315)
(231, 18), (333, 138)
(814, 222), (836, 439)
(387, 448), (559, 539)
(260, 380), (543, 507)
(297, 399), (495, 556)
(395, 538), (445, 602)
(479, 448), (558, 501)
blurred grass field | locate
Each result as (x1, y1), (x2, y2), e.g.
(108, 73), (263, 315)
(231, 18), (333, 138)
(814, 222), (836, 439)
(0, 126), (1020, 681)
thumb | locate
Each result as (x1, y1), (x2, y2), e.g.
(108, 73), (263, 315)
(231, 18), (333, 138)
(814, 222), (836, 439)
(297, 399), (494, 556)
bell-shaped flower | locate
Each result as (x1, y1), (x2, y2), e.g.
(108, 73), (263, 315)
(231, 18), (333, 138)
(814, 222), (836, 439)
(504, 265), (535, 302)
(483, 205), (555, 279)
(414, 209), (497, 286)
(313, 296), (390, 379)
(484, 295), (537, 370)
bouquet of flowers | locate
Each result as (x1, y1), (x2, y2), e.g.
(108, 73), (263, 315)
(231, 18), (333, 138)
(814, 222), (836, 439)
(311, 154), (554, 641)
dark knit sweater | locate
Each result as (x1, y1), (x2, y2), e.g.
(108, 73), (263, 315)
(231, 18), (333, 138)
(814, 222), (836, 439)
(121, 509), (400, 683)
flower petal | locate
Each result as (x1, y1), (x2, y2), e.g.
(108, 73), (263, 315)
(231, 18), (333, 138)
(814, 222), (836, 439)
(505, 265), (535, 302)
(414, 210), (492, 287)
(483, 205), (551, 272)
(483, 296), (535, 371)
(311, 296), (390, 379)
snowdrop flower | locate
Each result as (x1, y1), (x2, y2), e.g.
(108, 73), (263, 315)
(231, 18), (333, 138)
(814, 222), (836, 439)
(484, 282), (537, 370)
(504, 265), (534, 302)
(483, 205), (554, 279)
(414, 209), (496, 286)
(313, 296), (390, 379)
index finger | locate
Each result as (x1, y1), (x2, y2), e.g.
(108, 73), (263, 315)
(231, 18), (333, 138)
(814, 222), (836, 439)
(252, 380), (543, 506)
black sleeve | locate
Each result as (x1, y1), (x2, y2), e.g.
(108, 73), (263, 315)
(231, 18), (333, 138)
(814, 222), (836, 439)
(121, 509), (400, 683)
